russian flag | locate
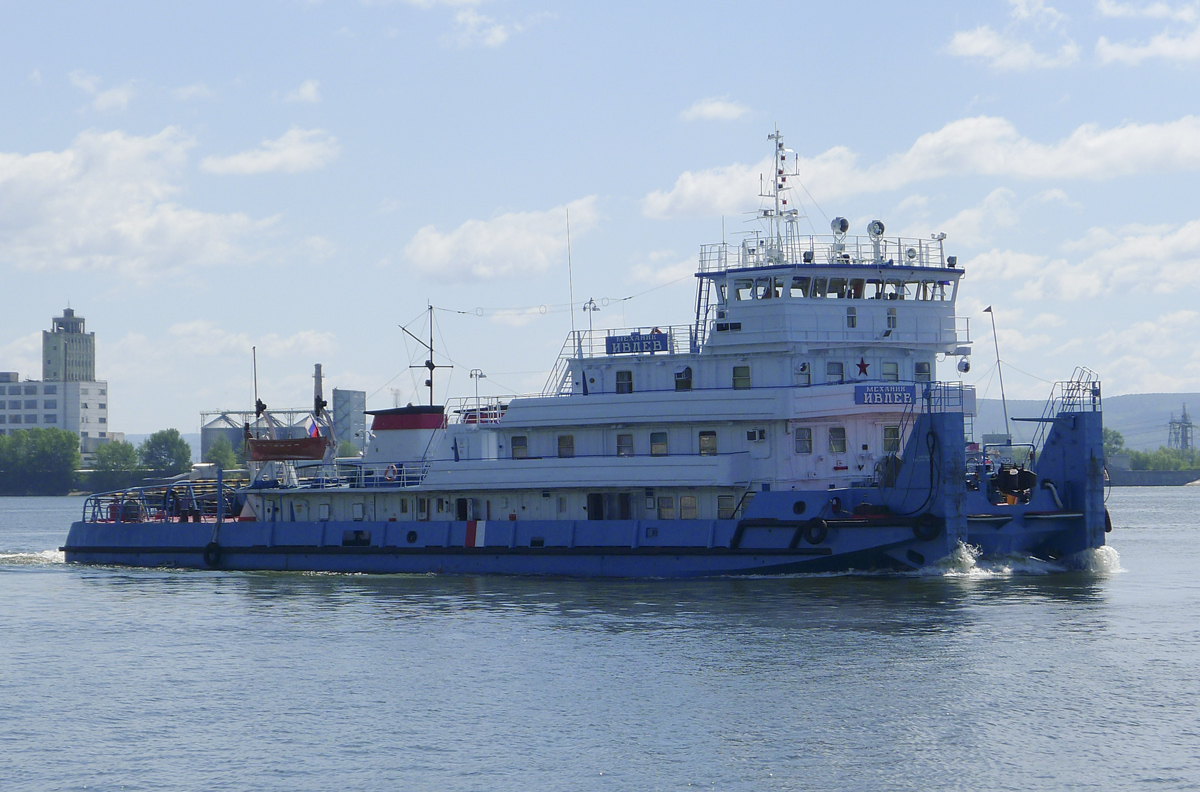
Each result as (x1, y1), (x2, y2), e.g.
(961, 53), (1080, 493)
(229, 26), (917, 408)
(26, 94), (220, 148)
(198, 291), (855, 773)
(308, 418), (320, 438)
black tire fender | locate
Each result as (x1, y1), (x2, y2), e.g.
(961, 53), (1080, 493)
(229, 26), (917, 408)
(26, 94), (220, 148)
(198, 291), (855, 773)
(914, 513), (942, 542)
(202, 541), (221, 569)
(803, 518), (829, 545)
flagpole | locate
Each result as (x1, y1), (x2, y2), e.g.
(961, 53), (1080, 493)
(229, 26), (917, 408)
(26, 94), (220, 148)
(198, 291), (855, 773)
(985, 306), (1010, 438)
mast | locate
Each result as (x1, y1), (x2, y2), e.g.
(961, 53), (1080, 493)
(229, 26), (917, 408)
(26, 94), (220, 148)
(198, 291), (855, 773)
(401, 302), (450, 406)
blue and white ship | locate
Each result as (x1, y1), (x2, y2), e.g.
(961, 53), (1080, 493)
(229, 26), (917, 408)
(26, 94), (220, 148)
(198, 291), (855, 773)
(63, 132), (1109, 575)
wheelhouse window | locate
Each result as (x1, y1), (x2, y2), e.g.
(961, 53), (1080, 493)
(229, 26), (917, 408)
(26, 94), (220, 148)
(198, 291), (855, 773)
(790, 276), (811, 298)
(827, 361), (844, 383)
(650, 431), (668, 456)
(732, 365), (751, 390)
(698, 431), (717, 456)
(511, 435), (528, 459)
(794, 427), (812, 454)
(734, 279), (754, 300)
(915, 362), (932, 382)
(884, 426), (901, 454)
(617, 433), (634, 457)
(616, 370), (633, 394)
(558, 435), (575, 458)
(680, 495), (698, 520)
(675, 367), (692, 391)
(829, 427), (847, 454)
(882, 362), (899, 382)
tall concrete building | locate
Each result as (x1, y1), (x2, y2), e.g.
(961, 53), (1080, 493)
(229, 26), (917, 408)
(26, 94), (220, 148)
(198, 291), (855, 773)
(43, 307), (96, 382)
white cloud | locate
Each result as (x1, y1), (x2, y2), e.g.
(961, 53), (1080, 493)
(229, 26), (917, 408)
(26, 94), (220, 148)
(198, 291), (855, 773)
(0, 127), (272, 276)
(200, 128), (340, 175)
(404, 196), (599, 281)
(173, 82), (214, 101)
(947, 26), (1080, 70)
(166, 321), (337, 358)
(628, 250), (695, 285)
(643, 115), (1200, 217)
(29, 69), (41, 86)
(1097, 0), (1199, 22)
(285, 80), (321, 103)
(1008, 0), (1067, 26)
(1097, 23), (1200, 63)
(965, 217), (1200, 301)
(681, 97), (750, 121)
(0, 332), (41, 379)
(936, 188), (1020, 246)
(68, 70), (135, 111)
(447, 10), (511, 47)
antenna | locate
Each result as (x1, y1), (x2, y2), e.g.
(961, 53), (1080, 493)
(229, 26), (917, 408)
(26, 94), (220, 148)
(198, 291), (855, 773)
(566, 206), (576, 338)
(401, 303), (451, 406)
(984, 306), (1010, 438)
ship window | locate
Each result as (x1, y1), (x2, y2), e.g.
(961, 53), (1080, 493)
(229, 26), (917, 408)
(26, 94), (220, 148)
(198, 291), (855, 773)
(754, 277), (772, 299)
(915, 362), (932, 382)
(885, 280), (907, 300)
(617, 433), (633, 457)
(511, 435), (528, 459)
(675, 367), (692, 391)
(699, 431), (717, 456)
(558, 496), (567, 514)
(734, 279), (754, 300)
(827, 362), (844, 383)
(811, 277), (828, 298)
(790, 276), (811, 298)
(796, 362), (810, 386)
(651, 431), (668, 456)
(718, 284), (728, 303)
(680, 495), (698, 520)
(884, 426), (901, 454)
(400, 498), (408, 514)
(829, 427), (847, 454)
(882, 362), (899, 382)
(558, 435), (575, 458)
(616, 370), (633, 394)
(794, 427), (812, 454)
(733, 365), (751, 390)
(849, 278), (865, 299)
(827, 277), (848, 298)
(319, 503), (331, 521)
(887, 308), (897, 329)
(846, 307), (857, 328)
(657, 496), (675, 520)
(717, 495), (736, 519)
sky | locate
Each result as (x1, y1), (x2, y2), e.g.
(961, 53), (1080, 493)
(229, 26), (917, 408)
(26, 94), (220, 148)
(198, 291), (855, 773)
(2, 0), (1200, 435)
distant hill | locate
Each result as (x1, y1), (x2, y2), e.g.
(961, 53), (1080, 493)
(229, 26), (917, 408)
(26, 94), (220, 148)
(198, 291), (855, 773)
(975, 393), (1199, 452)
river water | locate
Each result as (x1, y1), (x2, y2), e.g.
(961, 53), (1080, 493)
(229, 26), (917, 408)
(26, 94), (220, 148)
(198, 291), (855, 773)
(1, 488), (1197, 791)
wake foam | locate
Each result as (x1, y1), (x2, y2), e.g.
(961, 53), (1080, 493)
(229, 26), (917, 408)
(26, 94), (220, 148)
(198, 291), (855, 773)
(0, 549), (66, 565)
(1071, 544), (1123, 574)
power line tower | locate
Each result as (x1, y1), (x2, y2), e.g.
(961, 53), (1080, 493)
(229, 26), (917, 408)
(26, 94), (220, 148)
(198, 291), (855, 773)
(1168, 403), (1194, 451)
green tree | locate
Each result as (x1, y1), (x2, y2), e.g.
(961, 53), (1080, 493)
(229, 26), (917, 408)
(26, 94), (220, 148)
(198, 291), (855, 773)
(139, 429), (192, 474)
(337, 439), (361, 458)
(93, 440), (141, 472)
(1103, 428), (1126, 457)
(203, 435), (239, 470)
(0, 427), (81, 495)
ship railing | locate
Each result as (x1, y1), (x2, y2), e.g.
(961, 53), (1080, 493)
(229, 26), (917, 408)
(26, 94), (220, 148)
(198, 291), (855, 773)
(542, 325), (693, 395)
(446, 397), (509, 425)
(80, 478), (243, 524)
(920, 382), (969, 414)
(699, 234), (952, 273)
(1029, 367), (1102, 452)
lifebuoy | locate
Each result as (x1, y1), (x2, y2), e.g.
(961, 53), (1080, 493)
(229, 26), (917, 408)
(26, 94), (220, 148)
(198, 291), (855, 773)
(384, 464), (398, 482)
(202, 541), (221, 568)
(802, 518), (828, 545)
(914, 513), (942, 542)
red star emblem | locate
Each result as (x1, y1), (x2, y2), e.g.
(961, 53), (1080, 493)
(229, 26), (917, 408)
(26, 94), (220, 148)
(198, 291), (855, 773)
(857, 357), (869, 376)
